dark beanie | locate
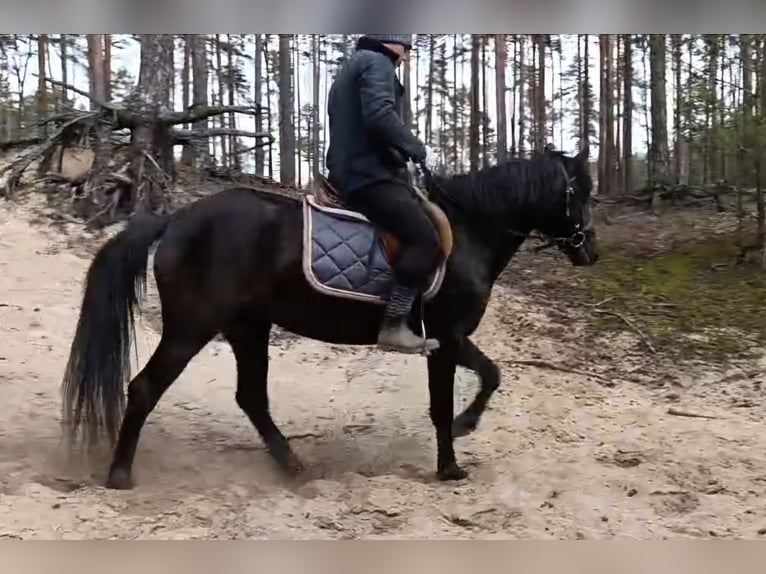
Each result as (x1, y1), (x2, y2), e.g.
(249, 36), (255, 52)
(362, 34), (413, 49)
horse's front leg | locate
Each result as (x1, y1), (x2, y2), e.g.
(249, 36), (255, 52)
(451, 337), (501, 438)
(427, 341), (468, 481)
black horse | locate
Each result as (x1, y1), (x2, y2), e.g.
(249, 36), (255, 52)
(60, 148), (598, 489)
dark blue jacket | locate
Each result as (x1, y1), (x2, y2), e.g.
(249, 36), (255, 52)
(325, 37), (426, 197)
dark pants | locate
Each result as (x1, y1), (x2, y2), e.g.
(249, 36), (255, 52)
(346, 180), (440, 291)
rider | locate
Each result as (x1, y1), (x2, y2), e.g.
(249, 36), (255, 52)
(325, 34), (440, 354)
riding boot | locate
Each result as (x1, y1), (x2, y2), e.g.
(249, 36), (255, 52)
(377, 284), (440, 354)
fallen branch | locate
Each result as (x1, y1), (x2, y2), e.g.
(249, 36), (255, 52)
(584, 296), (615, 308)
(1, 111), (100, 196)
(35, 111), (78, 126)
(170, 127), (273, 144)
(160, 105), (262, 126)
(46, 78), (99, 103)
(286, 432), (323, 440)
(593, 309), (657, 354)
(501, 359), (610, 382)
(667, 407), (718, 420)
(232, 144), (265, 156)
(46, 79), (139, 130)
(0, 136), (41, 151)
(45, 79), (119, 114)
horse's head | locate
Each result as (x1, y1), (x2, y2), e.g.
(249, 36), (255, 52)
(539, 147), (599, 267)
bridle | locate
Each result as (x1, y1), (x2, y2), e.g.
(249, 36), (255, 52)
(417, 161), (591, 252)
(528, 167), (592, 251)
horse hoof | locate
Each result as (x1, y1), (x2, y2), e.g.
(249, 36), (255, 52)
(437, 463), (469, 482)
(452, 415), (478, 438)
(105, 468), (134, 490)
(282, 452), (306, 477)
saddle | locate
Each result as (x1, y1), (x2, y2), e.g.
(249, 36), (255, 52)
(313, 174), (453, 264)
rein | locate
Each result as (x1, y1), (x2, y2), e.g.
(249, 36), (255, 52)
(417, 162), (589, 251)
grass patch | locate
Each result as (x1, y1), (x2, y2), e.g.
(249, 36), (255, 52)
(577, 235), (766, 362)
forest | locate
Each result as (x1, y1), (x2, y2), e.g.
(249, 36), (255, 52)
(1, 34), (766, 538)
(0, 33), (765, 358)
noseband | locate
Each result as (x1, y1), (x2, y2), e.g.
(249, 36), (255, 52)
(552, 171), (591, 249)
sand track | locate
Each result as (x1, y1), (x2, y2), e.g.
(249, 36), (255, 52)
(1, 202), (765, 539)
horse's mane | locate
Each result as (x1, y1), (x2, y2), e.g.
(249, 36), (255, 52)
(426, 154), (569, 225)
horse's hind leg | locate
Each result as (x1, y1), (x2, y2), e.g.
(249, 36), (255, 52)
(224, 318), (303, 476)
(106, 327), (213, 490)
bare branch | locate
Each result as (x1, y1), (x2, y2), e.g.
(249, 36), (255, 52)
(46, 78), (107, 108)
(170, 127), (273, 145)
(160, 105), (262, 125)
(501, 358), (611, 383)
(0, 136), (41, 151)
(232, 144), (267, 156)
(44, 79), (136, 128)
(667, 408), (718, 420)
(593, 309), (657, 354)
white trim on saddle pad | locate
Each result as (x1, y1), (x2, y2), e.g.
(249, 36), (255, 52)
(301, 195), (447, 305)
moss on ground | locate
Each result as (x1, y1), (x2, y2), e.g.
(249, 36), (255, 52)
(577, 235), (766, 362)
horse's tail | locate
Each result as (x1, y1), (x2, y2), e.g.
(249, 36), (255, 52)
(61, 211), (171, 449)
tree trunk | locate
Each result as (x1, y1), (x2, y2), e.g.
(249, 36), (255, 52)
(130, 34), (176, 212)
(103, 34), (112, 102)
(740, 35), (758, 246)
(36, 34), (47, 135)
(518, 35), (526, 156)
(622, 34), (633, 194)
(671, 34), (682, 183)
(576, 35), (585, 149)
(437, 40), (448, 167)
(604, 35), (616, 195)
(226, 35), (240, 171)
(214, 35), (227, 167)
(294, 37), (302, 188)
(254, 34), (265, 177)
(312, 34), (321, 181)
(451, 34), (460, 169)
(264, 38), (275, 179)
(557, 40), (565, 147)
(181, 36), (191, 118)
(426, 35), (435, 142)
(180, 35), (193, 165)
(60, 34), (69, 106)
(469, 34), (480, 172)
(189, 35), (211, 167)
(278, 34), (296, 186)
(598, 35), (608, 194)
(582, 35), (592, 153)
(481, 35), (489, 166)
(494, 34), (508, 163)
(509, 36), (517, 156)
(535, 34), (547, 150)
(87, 34), (105, 110)
(648, 34), (670, 189)
(704, 36), (720, 184)
(614, 38), (622, 184)
(758, 36), (766, 264)
(84, 34), (112, 202)
(402, 39), (414, 130)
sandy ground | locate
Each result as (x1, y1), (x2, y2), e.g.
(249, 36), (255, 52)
(2, 200), (766, 540)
